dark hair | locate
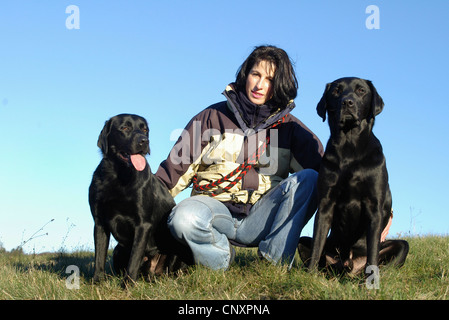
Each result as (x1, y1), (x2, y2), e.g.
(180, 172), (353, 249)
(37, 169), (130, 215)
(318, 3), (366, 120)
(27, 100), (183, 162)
(235, 45), (298, 107)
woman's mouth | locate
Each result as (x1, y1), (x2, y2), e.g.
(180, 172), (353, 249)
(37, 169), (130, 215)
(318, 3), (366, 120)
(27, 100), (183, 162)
(251, 90), (264, 99)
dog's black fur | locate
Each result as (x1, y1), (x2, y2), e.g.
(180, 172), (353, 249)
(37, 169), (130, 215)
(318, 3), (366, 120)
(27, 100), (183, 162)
(89, 114), (193, 285)
(299, 77), (408, 275)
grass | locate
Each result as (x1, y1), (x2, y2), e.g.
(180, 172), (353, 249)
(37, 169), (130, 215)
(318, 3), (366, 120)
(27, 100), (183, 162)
(0, 236), (448, 300)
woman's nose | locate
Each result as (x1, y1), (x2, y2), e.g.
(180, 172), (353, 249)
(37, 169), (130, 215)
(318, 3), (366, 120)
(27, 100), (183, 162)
(255, 78), (265, 89)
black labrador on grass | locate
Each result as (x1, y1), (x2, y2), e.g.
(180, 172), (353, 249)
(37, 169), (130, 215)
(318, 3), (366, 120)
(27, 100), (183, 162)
(89, 114), (192, 285)
(298, 77), (409, 275)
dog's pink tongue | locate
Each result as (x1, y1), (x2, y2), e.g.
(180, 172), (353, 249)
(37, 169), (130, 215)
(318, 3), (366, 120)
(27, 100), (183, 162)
(130, 154), (146, 171)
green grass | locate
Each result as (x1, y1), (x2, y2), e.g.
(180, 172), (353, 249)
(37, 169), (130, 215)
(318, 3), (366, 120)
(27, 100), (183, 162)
(1, 236), (448, 300)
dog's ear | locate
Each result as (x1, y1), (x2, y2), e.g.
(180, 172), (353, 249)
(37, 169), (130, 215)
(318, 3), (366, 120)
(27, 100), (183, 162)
(143, 119), (151, 156)
(317, 83), (331, 122)
(97, 118), (113, 155)
(367, 80), (384, 117)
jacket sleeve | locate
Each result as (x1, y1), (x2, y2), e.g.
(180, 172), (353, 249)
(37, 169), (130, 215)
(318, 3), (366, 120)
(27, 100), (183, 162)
(155, 108), (212, 197)
(289, 116), (324, 173)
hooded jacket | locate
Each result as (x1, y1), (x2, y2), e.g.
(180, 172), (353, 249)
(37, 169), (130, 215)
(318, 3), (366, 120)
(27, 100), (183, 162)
(155, 84), (324, 216)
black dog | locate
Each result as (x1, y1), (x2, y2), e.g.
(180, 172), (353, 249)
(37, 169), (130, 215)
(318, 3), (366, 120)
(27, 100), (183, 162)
(298, 77), (408, 275)
(89, 114), (192, 284)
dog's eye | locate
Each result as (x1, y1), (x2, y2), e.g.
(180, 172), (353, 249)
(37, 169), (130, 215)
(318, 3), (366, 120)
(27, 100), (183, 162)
(357, 87), (366, 94)
(120, 126), (131, 132)
(332, 87), (342, 95)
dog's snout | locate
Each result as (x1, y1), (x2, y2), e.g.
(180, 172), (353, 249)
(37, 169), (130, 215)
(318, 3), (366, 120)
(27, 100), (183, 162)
(138, 136), (149, 146)
(342, 97), (354, 107)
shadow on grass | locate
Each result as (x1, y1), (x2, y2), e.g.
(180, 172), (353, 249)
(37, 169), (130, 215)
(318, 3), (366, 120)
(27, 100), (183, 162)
(9, 250), (115, 281)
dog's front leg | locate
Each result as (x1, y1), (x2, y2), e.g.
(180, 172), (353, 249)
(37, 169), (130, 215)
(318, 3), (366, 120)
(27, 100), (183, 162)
(93, 223), (110, 283)
(123, 223), (151, 285)
(309, 201), (334, 271)
(366, 215), (382, 270)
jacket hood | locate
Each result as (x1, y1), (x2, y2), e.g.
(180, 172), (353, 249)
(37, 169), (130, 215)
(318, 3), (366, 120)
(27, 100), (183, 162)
(223, 84), (295, 133)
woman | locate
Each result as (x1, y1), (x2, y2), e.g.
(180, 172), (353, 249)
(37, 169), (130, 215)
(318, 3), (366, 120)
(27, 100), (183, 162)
(156, 45), (324, 270)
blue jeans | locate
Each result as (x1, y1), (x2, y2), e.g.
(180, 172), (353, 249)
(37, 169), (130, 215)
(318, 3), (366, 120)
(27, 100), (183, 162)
(167, 169), (318, 270)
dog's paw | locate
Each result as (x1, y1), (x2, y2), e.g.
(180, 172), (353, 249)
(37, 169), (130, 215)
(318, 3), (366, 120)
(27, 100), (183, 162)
(92, 273), (105, 284)
(120, 275), (137, 289)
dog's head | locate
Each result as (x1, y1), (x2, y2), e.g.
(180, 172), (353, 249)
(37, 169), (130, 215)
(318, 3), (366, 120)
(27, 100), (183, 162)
(316, 77), (384, 131)
(97, 114), (150, 171)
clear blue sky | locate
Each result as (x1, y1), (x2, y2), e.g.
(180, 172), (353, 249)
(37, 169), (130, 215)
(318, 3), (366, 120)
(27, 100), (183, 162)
(1, 1), (448, 253)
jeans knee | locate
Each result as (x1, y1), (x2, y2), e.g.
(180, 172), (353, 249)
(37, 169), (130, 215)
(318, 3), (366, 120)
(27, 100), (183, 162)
(297, 169), (319, 215)
(298, 168), (318, 182)
(294, 169), (318, 192)
(167, 197), (213, 242)
(281, 169), (318, 194)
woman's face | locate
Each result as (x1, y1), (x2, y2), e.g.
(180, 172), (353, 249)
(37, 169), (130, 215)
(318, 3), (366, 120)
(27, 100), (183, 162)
(245, 60), (275, 105)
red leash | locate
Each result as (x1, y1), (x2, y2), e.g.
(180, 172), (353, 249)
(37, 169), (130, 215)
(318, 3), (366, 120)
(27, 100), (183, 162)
(192, 116), (286, 197)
